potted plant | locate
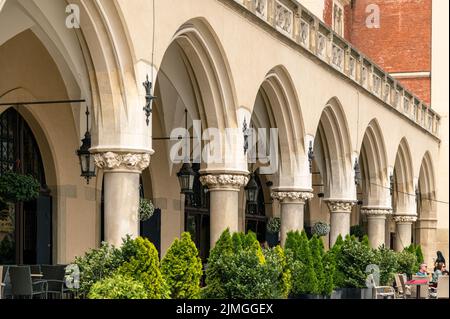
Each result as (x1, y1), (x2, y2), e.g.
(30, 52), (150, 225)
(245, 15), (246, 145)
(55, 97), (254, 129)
(331, 235), (376, 299)
(311, 222), (330, 237)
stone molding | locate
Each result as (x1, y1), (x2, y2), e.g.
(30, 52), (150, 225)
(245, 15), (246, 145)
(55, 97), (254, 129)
(271, 191), (314, 204)
(361, 207), (393, 217)
(393, 215), (418, 224)
(326, 200), (356, 214)
(94, 152), (150, 172)
(200, 174), (249, 190)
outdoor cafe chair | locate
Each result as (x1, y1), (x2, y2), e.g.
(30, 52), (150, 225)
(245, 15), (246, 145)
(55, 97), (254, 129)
(412, 275), (431, 299)
(9, 266), (47, 299)
(367, 274), (396, 299)
(41, 265), (70, 299)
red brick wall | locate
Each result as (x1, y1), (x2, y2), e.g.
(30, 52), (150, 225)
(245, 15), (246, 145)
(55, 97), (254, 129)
(397, 78), (431, 105)
(349, 0), (431, 103)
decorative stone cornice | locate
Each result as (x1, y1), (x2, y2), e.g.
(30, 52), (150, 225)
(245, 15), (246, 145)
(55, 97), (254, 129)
(94, 152), (150, 173)
(393, 215), (418, 224)
(199, 174), (249, 190)
(271, 191), (314, 204)
(326, 200), (356, 214)
(361, 207), (393, 217)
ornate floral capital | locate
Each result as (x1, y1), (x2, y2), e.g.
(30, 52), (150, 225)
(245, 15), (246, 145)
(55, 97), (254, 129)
(199, 174), (249, 190)
(361, 207), (393, 217)
(326, 200), (356, 214)
(271, 191), (314, 204)
(393, 215), (418, 224)
(94, 152), (151, 172)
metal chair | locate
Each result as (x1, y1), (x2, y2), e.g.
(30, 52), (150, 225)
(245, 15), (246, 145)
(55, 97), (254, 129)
(398, 274), (412, 298)
(367, 274), (396, 299)
(9, 266), (47, 299)
(41, 265), (69, 299)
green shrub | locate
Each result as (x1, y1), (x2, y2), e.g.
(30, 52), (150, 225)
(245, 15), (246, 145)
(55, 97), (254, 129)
(396, 250), (417, 277)
(202, 229), (233, 298)
(73, 242), (124, 297)
(322, 251), (336, 296)
(333, 235), (376, 288)
(309, 235), (325, 293)
(88, 273), (148, 299)
(264, 246), (292, 298)
(117, 237), (169, 299)
(203, 230), (288, 299)
(161, 232), (203, 299)
(374, 245), (398, 286)
(285, 231), (319, 296)
(0, 172), (40, 203)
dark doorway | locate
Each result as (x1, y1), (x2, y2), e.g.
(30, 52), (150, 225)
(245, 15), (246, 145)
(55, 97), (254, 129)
(0, 108), (52, 265)
(245, 173), (268, 245)
(185, 164), (210, 262)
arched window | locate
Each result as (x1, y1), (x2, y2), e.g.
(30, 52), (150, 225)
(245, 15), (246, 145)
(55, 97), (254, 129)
(0, 108), (51, 265)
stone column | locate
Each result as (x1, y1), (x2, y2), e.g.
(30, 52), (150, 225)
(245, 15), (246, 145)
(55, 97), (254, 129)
(393, 215), (417, 251)
(200, 173), (249, 247)
(361, 207), (392, 248)
(416, 218), (437, 267)
(271, 191), (314, 246)
(94, 152), (150, 247)
(326, 200), (356, 246)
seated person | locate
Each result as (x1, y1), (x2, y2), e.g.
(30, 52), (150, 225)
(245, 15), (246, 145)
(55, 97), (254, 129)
(442, 264), (449, 276)
(416, 263), (429, 277)
(431, 262), (444, 288)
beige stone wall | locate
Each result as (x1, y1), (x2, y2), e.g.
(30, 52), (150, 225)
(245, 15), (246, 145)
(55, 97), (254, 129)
(432, 0), (449, 262)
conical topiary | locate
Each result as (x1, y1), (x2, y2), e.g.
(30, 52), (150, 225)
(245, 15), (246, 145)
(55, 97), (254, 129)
(310, 235), (325, 294)
(161, 232), (203, 299)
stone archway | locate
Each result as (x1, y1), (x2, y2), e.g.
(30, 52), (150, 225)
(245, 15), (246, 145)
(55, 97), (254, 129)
(416, 152), (437, 266)
(392, 138), (416, 251)
(358, 119), (392, 249)
(313, 98), (355, 246)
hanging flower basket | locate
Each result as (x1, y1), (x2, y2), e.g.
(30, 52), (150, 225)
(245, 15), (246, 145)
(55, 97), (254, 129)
(139, 198), (155, 221)
(312, 222), (330, 237)
(266, 217), (281, 234)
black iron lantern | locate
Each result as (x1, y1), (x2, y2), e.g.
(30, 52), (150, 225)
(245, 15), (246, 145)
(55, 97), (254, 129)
(77, 106), (96, 184)
(177, 162), (196, 194)
(245, 173), (259, 205)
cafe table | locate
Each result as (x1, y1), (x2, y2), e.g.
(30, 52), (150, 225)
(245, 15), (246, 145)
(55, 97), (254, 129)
(406, 279), (429, 299)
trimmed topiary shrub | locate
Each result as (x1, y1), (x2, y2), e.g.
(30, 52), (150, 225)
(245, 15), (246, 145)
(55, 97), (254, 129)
(264, 246), (292, 298)
(117, 237), (169, 299)
(285, 231), (319, 297)
(322, 250), (336, 297)
(310, 235), (325, 292)
(161, 232), (203, 299)
(88, 273), (148, 299)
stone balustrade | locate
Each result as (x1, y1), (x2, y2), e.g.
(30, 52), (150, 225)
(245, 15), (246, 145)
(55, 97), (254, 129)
(230, 0), (441, 137)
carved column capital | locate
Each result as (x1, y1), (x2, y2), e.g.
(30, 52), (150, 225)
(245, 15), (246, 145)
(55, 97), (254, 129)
(271, 191), (314, 204)
(326, 200), (357, 214)
(94, 152), (151, 173)
(361, 207), (393, 218)
(199, 174), (249, 191)
(393, 215), (418, 224)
